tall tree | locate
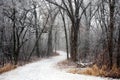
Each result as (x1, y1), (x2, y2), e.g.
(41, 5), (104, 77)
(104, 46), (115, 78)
(117, 25), (120, 67)
(60, 10), (69, 59)
(32, 1), (40, 57)
(45, 0), (90, 62)
(107, 0), (116, 68)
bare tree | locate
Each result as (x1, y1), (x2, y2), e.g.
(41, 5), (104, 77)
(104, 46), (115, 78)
(45, 0), (90, 62)
(59, 10), (69, 59)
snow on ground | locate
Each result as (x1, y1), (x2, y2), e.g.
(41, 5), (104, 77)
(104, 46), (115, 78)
(0, 51), (118, 80)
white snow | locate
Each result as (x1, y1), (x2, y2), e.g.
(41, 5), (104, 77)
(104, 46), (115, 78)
(0, 51), (118, 80)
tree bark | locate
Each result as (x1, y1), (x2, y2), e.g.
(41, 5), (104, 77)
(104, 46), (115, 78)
(12, 8), (18, 65)
(108, 0), (115, 68)
(47, 25), (53, 56)
(117, 26), (120, 67)
(33, 4), (40, 57)
(60, 10), (69, 59)
(70, 22), (79, 62)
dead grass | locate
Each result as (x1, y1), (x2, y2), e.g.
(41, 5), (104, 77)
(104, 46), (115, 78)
(0, 63), (17, 74)
(50, 52), (60, 57)
(57, 59), (77, 69)
(106, 65), (120, 78)
(68, 64), (120, 78)
(68, 68), (81, 74)
(77, 64), (107, 76)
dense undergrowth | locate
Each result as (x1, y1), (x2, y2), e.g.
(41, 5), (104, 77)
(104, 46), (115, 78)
(68, 64), (120, 78)
(58, 60), (120, 79)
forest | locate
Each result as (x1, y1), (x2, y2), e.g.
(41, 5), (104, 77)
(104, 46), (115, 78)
(0, 0), (120, 80)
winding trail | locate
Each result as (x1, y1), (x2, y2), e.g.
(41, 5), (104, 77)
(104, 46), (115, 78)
(0, 51), (115, 80)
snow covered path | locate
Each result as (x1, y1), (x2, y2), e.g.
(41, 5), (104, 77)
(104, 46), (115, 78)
(0, 51), (117, 80)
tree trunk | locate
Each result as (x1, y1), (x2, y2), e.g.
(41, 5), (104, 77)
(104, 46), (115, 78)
(60, 11), (69, 59)
(117, 26), (120, 67)
(64, 20), (69, 60)
(83, 28), (90, 59)
(34, 4), (40, 57)
(47, 26), (53, 56)
(70, 22), (79, 62)
(12, 8), (18, 65)
(108, 0), (115, 68)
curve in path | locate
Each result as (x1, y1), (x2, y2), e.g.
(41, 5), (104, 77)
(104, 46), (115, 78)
(0, 51), (111, 80)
